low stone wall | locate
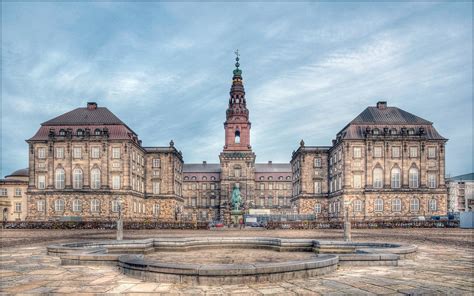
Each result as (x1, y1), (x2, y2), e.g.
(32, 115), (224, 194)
(1, 221), (209, 230)
(266, 220), (459, 229)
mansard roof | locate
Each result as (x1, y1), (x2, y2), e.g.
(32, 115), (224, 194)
(255, 163), (291, 173)
(42, 106), (125, 126)
(448, 173), (474, 182)
(336, 101), (447, 141)
(183, 163), (221, 173)
(351, 104), (432, 125)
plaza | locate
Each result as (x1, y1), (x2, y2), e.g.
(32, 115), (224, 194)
(0, 228), (473, 294)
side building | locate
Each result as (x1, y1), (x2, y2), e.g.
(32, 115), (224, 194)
(26, 102), (183, 222)
(293, 101), (448, 220)
(0, 169), (29, 222)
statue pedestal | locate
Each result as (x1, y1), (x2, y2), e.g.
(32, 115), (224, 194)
(231, 210), (244, 226)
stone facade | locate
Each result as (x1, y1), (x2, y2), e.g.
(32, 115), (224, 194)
(293, 101), (448, 220)
(447, 173), (474, 213)
(7, 59), (448, 223)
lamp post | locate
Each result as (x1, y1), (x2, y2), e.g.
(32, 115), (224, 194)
(343, 200), (352, 242)
(116, 197), (123, 241)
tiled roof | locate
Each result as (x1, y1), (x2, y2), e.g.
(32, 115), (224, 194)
(42, 107), (125, 126)
(341, 125), (446, 140)
(449, 173), (474, 181)
(255, 163), (291, 173)
(351, 106), (432, 125)
(183, 163), (221, 173)
(28, 125), (135, 141)
(6, 168), (28, 177)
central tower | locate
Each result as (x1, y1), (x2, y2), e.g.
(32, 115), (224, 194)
(223, 52), (252, 151)
(219, 52), (256, 221)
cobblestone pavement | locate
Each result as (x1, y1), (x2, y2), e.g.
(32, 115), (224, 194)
(0, 228), (473, 295)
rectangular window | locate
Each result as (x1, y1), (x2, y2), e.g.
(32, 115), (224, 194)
(373, 146), (382, 158)
(55, 147), (64, 159)
(73, 147), (82, 159)
(375, 199), (384, 212)
(112, 162), (120, 168)
(112, 175), (121, 190)
(0, 188), (7, 196)
(37, 200), (45, 212)
(428, 147), (436, 158)
(314, 181), (322, 193)
(91, 147), (100, 159)
(38, 147), (46, 159)
(38, 175), (46, 189)
(15, 202), (21, 213)
(428, 174), (437, 188)
(260, 183), (265, 190)
(153, 170), (160, 177)
(192, 198), (197, 207)
(314, 158), (321, 168)
(392, 146), (400, 158)
(260, 198), (265, 207)
(268, 183), (273, 190)
(72, 200), (81, 212)
(153, 181), (160, 194)
(353, 175), (362, 189)
(409, 147), (418, 158)
(14, 188), (22, 196)
(392, 199), (401, 212)
(111, 200), (120, 213)
(353, 147), (362, 158)
(152, 158), (161, 168)
(112, 147), (121, 159)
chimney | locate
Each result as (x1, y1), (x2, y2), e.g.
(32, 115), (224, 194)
(203, 161), (207, 165)
(87, 102), (97, 110)
(268, 161), (272, 165)
(376, 101), (387, 109)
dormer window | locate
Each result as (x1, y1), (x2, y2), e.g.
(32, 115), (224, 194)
(77, 129), (84, 136)
(408, 129), (415, 135)
(59, 129), (66, 136)
(373, 128), (379, 135)
(94, 129), (102, 136)
(235, 130), (240, 144)
(390, 128), (397, 135)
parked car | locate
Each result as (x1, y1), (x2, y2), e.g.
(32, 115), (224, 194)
(246, 222), (261, 227)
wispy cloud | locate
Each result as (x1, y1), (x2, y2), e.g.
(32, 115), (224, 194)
(1, 2), (472, 177)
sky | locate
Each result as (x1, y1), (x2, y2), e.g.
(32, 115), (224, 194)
(1, 2), (472, 178)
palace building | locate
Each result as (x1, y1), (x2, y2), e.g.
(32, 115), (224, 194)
(3, 56), (447, 223)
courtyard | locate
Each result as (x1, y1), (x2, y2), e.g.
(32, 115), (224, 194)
(0, 228), (473, 295)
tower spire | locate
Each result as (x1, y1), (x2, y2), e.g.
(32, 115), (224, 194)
(223, 50), (251, 151)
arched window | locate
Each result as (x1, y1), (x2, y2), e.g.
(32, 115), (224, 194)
(373, 167), (383, 189)
(374, 198), (384, 212)
(77, 129), (84, 136)
(59, 129), (66, 136)
(235, 130), (240, 144)
(184, 176), (189, 181)
(391, 167), (401, 188)
(373, 128), (380, 135)
(94, 129), (102, 136)
(268, 176), (273, 181)
(73, 168), (83, 189)
(191, 176), (197, 181)
(314, 203), (321, 214)
(278, 176), (283, 180)
(72, 199), (82, 212)
(91, 168), (101, 189)
(286, 176), (291, 180)
(211, 176), (216, 181)
(429, 198), (437, 211)
(202, 176), (207, 181)
(409, 167), (419, 188)
(392, 198), (401, 212)
(91, 199), (100, 212)
(55, 168), (65, 189)
(54, 199), (64, 212)
(354, 200), (363, 212)
(410, 198), (419, 212)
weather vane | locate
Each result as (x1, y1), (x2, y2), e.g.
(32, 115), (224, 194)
(234, 49), (240, 59)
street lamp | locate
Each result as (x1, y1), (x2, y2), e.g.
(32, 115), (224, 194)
(116, 197), (123, 241)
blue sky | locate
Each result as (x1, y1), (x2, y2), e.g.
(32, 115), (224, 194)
(1, 2), (472, 177)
